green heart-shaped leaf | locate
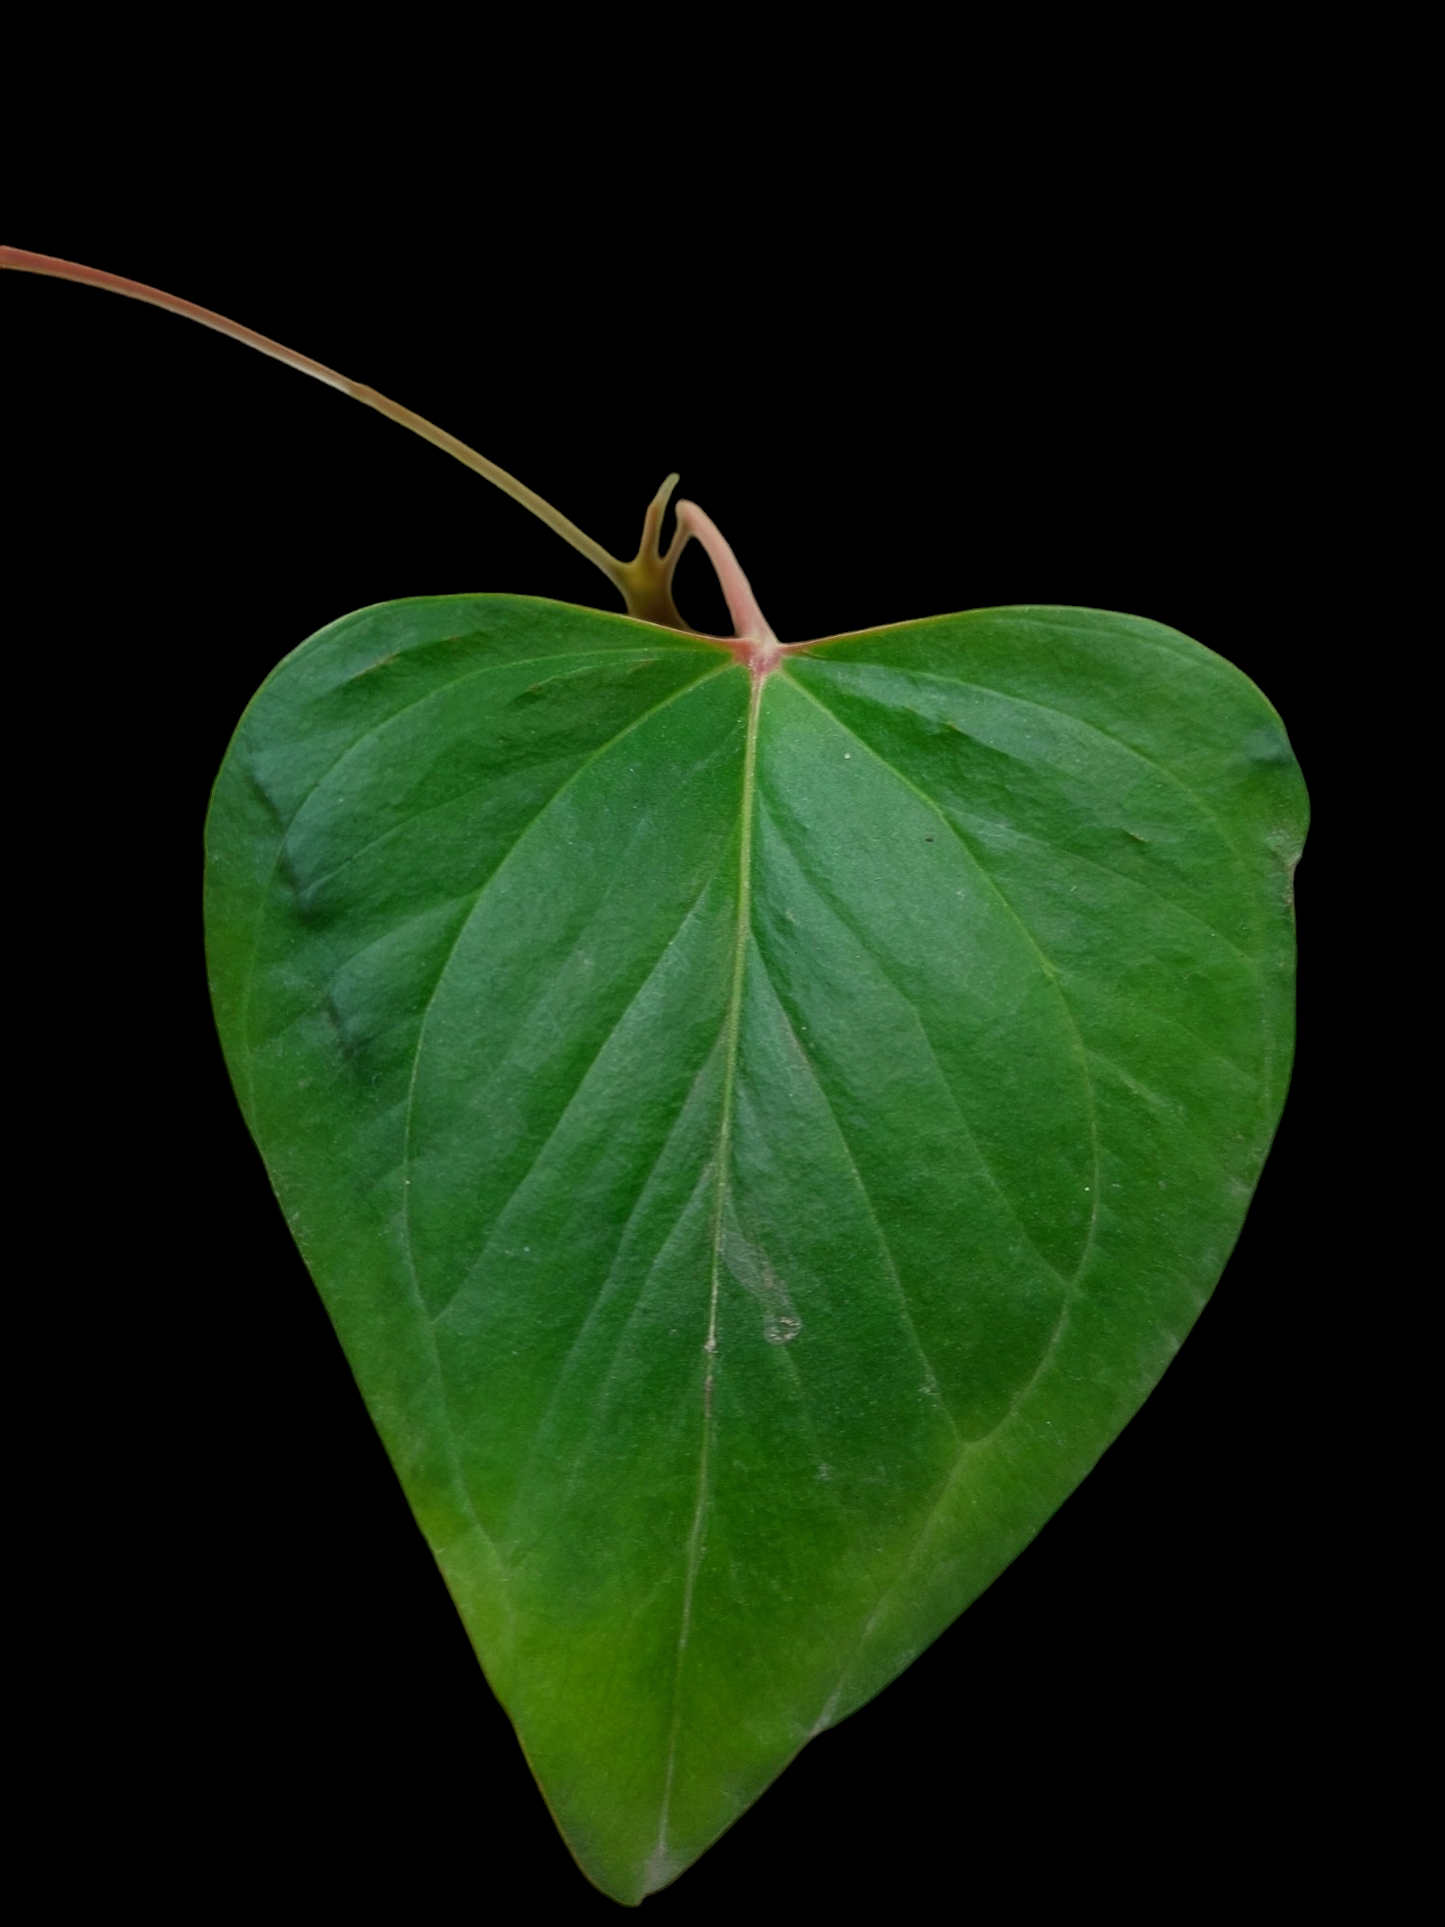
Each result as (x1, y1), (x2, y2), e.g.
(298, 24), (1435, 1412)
(205, 592), (1304, 1902)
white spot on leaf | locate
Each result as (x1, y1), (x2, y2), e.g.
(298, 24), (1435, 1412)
(721, 1208), (802, 1347)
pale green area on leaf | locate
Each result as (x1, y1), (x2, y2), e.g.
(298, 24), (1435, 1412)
(205, 596), (1305, 1903)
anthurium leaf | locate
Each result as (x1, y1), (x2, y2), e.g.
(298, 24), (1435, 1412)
(204, 590), (1305, 1903)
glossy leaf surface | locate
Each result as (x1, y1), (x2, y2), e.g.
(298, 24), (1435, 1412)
(205, 594), (1305, 1902)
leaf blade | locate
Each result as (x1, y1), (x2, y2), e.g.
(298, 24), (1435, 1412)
(206, 596), (1306, 1901)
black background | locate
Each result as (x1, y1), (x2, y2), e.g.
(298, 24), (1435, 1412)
(6, 196), (1351, 1913)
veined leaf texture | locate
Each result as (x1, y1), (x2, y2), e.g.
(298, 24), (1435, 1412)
(205, 596), (1305, 1901)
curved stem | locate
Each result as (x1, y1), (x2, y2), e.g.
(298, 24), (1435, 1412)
(0, 245), (629, 598)
(2, 245), (780, 652)
(675, 502), (779, 656)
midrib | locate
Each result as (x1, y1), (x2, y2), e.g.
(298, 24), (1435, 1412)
(648, 663), (766, 1883)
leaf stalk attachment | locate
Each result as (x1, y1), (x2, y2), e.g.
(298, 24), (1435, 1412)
(0, 246), (777, 652)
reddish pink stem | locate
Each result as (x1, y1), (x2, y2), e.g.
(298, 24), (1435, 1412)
(674, 502), (780, 665)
